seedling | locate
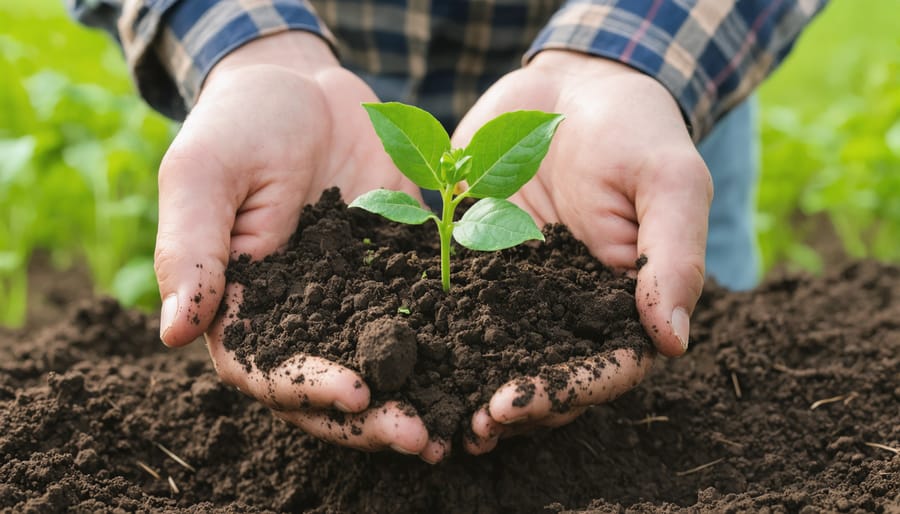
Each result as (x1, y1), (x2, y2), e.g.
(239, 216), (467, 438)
(350, 102), (564, 292)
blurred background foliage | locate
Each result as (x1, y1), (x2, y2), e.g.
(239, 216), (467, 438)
(0, 0), (898, 326)
(756, 0), (900, 273)
(1, 0), (175, 325)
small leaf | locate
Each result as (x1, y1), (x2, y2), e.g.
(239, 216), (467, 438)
(453, 198), (544, 251)
(465, 111), (564, 198)
(349, 189), (435, 225)
(363, 102), (450, 190)
(0, 136), (36, 185)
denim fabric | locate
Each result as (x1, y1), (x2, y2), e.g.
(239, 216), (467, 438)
(699, 96), (760, 290)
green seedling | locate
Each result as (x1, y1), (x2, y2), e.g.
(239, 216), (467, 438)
(350, 102), (564, 292)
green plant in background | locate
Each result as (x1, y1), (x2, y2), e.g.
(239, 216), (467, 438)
(0, 1), (175, 326)
(756, 0), (900, 274)
(350, 102), (562, 291)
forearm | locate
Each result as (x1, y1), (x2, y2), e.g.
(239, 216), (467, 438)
(526, 0), (829, 141)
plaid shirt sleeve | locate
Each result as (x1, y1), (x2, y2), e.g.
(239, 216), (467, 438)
(526, 0), (828, 141)
(65, 0), (334, 120)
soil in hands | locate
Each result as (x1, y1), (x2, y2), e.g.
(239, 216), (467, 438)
(223, 188), (652, 441)
(1, 206), (898, 512)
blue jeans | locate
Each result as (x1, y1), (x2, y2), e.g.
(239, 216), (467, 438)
(699, 98), (760, 290)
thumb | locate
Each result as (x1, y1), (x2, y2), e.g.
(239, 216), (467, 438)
(155, 146), (239, 347)
(635, 153), (713, 357)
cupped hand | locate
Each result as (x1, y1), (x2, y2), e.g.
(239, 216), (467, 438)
(453, 50), (713, 451)
(152, 32), (445, 462)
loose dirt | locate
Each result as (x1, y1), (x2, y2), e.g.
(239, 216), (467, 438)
(1, 194), (897, 512)
(223, 189), (651, 441)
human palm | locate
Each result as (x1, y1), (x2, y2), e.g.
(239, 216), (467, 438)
(154, 35), (445, 461)
(453, 52), (712, 453)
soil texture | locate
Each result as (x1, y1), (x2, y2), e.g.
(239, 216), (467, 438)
(223, 188), (651, 440)
(0, 216), (898, 512)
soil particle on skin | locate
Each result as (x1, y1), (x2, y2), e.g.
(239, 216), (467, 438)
(635, 253), (648, 270)
(1, 202), (899, 512)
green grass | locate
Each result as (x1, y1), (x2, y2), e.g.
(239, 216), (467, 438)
(757, 0), (900, 273)
(0, 0), (175, 325)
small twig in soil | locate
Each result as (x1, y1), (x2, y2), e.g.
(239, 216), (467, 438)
(155, 442), (197, 472)
(810, 393), (855, 410)
(842, 391), (859, 405)
(105, 398), (119, 411)
(730, 372), (742, 399)
(712, 435), (745, 449)
(147, 375), (158, 399)
(864, 442), (900, 455)
(630, 415), (669, 428)
(675, 457), (725, 477)
(576, 437), (600, 460)
(168, 476), (180, 495)
(772, 363), (831, 378)
(136, 460), (161, 480)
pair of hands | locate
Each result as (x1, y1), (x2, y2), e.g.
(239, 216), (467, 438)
(155, 32), (712, 463)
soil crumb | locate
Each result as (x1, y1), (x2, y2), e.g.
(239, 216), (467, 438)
(223, 188), (652, 440)
(1, 222), (898, 512)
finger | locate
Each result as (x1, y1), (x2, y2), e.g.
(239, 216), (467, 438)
(466, 405), (588, 456)
(419, 438), (452, 465)
(206, 283), (370, 413)
(488, 348), (654, 424)
(495, 407), (587, 438)
(528, 406), (588, 429)
(635, 151), (713, 356)
(549, 185), (640, 271)
(272, 401), (429, 454)
(155, 139), (240, 347)
(465, 407), (503, 455)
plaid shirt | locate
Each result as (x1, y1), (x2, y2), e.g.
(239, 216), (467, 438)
(68, 0), (827, 141)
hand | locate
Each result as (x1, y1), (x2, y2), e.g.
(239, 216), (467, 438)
(153, 32), (446, 462)
(454, 51), (712, 452)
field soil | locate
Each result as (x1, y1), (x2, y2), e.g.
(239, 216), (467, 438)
(1, 197), (898, 512)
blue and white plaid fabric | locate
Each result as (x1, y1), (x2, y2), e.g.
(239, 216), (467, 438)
(67, 0), (827, 141)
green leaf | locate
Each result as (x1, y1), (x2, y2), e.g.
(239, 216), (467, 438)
(363, 102), (450, 190)
(464, 111), (564, 198)
(453, 198), (544, 251)
(0, 136), (35, 185)
(349, 189), (435, 225)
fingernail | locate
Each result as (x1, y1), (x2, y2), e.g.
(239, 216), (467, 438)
(500, 416), (526, 425)
(672, 307), (690, 352)
(390, 444), (417, 456)
(333, 401), (352, 413)
(160, 294), (178, 346)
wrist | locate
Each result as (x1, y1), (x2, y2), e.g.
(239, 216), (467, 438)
(529, 50), (640, 79)
(529, 50), (689, 134)
(206, 31), (339, 87)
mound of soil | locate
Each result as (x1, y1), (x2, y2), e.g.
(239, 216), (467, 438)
(1, 230), (898, 512)
(223, 188), (651, 440)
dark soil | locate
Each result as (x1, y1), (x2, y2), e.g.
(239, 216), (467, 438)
(1, 222), (898, 512)
(223, 188), (651, 440)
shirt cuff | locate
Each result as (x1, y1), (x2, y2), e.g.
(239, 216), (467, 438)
(524, 1), (822, 142)
(119, 0), (334, 120)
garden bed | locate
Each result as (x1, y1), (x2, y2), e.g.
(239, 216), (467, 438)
(1, 211), (898, 512)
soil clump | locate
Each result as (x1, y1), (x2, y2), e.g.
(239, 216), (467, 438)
(223, 188), (651, 440)
(0, 204), (897, 512)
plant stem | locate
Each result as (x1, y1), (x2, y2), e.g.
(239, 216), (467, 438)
(439, 186), (455, 292)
